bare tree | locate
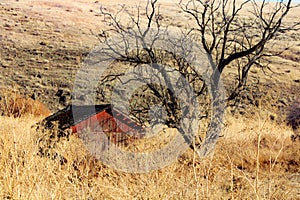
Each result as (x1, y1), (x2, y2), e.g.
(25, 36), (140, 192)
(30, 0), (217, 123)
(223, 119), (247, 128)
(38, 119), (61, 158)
(91, 0), (299, 157)
(179, 0), (300, 100)
(85, 0), (292, 157)
(86, 0), (224, 157)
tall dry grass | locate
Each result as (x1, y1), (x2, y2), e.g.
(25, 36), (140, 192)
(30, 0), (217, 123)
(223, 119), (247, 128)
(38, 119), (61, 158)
(0, 110), (299, 199)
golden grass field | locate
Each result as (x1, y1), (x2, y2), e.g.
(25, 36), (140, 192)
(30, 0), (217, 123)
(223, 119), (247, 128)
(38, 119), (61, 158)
(0, 110), (299, 199)
(0, 0), (299, 199)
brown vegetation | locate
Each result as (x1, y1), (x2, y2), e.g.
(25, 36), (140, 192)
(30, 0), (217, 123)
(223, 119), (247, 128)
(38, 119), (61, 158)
(0, 89), (51, 117)
(0, 113), (299, 199)
(287, 100), (300, 141)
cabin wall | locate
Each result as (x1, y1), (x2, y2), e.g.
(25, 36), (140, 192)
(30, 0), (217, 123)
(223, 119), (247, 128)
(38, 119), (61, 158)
(71, 110), (143, 135)
(70, 110), (144, 146)
(71, 110), (117, 133)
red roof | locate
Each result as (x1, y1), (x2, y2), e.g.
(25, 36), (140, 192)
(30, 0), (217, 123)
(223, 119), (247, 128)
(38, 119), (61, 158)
(41, 104), (145, 135)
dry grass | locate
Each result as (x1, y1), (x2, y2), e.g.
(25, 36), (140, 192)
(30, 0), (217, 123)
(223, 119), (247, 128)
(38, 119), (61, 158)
(0, 89), (51, 118)
(0, 110), (299, 199)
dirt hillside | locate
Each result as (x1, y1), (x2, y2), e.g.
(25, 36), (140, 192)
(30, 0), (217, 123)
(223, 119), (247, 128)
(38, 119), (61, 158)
(0, 0), (299, 113)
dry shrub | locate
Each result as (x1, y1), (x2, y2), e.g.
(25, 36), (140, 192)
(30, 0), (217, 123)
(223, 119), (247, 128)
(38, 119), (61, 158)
(0, 88), (51, 117)
(287, 100), (300, 141)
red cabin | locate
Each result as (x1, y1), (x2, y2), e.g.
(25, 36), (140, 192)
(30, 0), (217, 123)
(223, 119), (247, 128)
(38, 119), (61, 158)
(42, 104), (145, 145)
